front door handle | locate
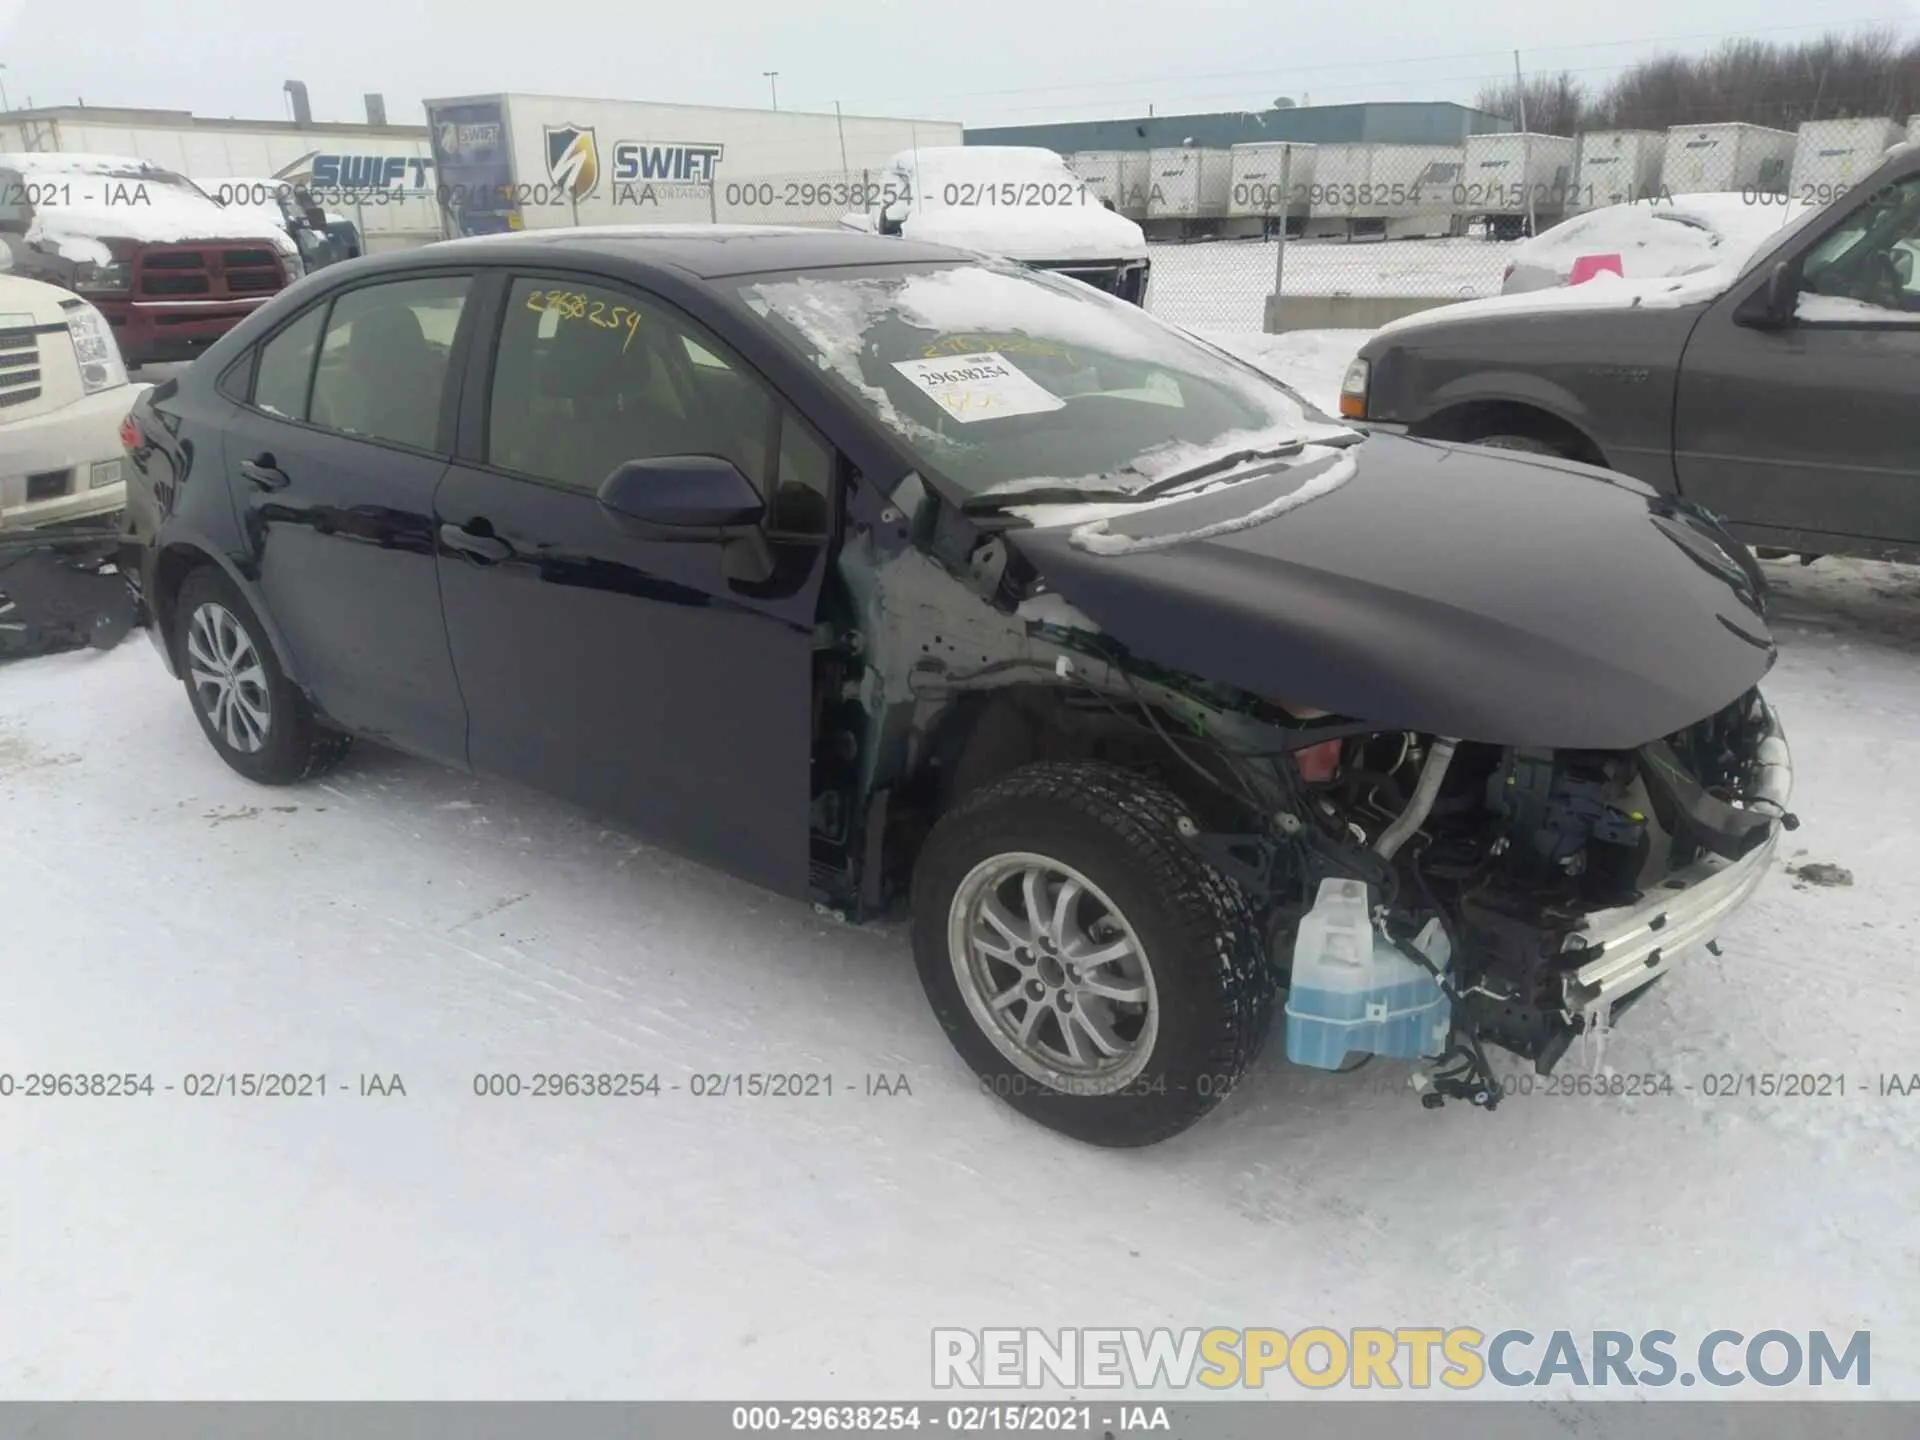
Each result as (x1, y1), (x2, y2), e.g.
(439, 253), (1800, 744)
(240, 454), (290, 490)
(439, 522), (513, 563)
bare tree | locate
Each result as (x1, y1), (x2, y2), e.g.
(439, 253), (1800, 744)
(1474, 71), (1590, 136)
(1590, 28), (1920, 130)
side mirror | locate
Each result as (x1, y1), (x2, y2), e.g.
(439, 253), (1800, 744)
(597, 455), (765, 537)
(878, 199), (908, 237)
(1734, 259), (1796, 329)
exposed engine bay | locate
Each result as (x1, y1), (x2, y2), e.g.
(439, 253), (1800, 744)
(1219, 688), (1795, 1110)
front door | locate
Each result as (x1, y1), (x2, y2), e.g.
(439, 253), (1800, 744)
(1674, 171), (1920, 553)
(433, 272), (836, 897)
(224, 271), (476, 766)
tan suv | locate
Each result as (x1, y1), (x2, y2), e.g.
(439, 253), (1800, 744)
(1, 271), (145, 533)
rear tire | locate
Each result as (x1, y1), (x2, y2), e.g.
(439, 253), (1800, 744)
(173, 565), (351, 786)
(910, 761), (1273, 1147)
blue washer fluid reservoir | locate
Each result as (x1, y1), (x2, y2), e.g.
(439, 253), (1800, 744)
(1284, 876), (1452, 1070)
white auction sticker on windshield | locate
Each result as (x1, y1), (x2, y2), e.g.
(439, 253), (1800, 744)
(890, 352), (1066, 424)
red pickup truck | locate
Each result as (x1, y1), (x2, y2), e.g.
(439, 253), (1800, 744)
(0, 153), (306, 367)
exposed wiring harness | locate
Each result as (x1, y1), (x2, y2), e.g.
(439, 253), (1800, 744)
(1379, 845), (1503, 1111)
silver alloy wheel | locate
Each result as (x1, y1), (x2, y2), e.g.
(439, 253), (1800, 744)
(185, 602), (272, 754)
(947, 852), (1159, 1093)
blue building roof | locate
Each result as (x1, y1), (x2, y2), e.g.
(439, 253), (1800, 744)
(964, 102), (1511, 153)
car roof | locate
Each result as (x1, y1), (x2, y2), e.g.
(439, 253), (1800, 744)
(416, 224), (975, 279)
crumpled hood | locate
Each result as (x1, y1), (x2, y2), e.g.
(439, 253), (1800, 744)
(1005, 433), (1776, 749)
(901, 203), (1149, 263)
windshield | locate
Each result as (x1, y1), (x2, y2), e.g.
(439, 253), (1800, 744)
(1737, 190), (1841, 277)
(736, 261), (1339, 500)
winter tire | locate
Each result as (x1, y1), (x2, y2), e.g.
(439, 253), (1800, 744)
(911, 760), (1274, 1147)
(174, 566), (352, 785)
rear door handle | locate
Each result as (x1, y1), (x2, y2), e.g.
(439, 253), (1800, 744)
(240, 455), (290, 491)
(439, 522), (513, 563)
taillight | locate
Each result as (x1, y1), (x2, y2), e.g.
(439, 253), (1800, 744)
(120, 415), (141, 452)
(1502, 262), (1516, 283)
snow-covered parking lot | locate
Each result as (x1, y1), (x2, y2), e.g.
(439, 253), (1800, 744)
(2, 331), (1916, 1406)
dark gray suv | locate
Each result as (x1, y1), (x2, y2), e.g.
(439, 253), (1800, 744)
(1344, 144), (1920, 564)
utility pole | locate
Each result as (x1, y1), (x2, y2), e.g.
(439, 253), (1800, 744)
(1514, 49), (1536, 238)
(834, 100), (850, 178)
(0, 66), (11, 113)
(763, 71), (779, 111)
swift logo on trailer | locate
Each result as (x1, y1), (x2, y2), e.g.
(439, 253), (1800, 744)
(438, 121), (504, 158)
(611, 142), (726, 184)
(544, 125), (602, 200)
(307, 155), (434, 191)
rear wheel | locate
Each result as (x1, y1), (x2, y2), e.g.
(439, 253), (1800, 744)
(910, 761), (1273, 1147)
(173, 566), (351, 785)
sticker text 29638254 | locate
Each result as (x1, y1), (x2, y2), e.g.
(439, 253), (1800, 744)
(890, 351), (1067, 424)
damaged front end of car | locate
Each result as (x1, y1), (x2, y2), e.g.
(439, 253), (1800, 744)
(1243, 690), (1794, 1109)
(810, 457), (1795, 1117)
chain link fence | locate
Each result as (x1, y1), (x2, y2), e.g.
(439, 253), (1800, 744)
(520, 119), (1914, 334)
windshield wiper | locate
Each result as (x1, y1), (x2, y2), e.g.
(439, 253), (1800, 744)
(1126, 440), (1309, 499)
(959, 485), (1143, 515)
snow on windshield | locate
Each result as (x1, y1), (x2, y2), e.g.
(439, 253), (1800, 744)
(743, 264), (1334, 500)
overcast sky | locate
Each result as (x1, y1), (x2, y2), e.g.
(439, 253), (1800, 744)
(2, 0), (1917, 127)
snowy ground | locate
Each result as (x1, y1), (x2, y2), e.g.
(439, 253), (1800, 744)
(2, 337), (1916, 1405)
(1148, 235), (1517, 330)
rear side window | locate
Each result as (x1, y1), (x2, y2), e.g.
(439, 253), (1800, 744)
(308, 275), (472, 451)
(252, 304), (328, 418)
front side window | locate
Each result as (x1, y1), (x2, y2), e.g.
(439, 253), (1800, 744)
(308, 275), (471, 449)
(486, 276), (783, 500)
(1797, 175), (1920, 321)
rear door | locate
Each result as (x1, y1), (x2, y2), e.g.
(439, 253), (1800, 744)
(433, 270), (837, 897)
(1674, 171), (1920, 552)
(221, 270), (476, 766)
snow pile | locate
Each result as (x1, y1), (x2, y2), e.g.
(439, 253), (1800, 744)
(892, 146), (1095, 204)
(1068, 445), (1358, 554)
(1510, 193), (1813, 286)
(885, 146), (1149, 263)
(1, 153), (293, 257)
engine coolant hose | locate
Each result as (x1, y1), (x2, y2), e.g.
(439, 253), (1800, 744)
(1373, 738), (1460, 861)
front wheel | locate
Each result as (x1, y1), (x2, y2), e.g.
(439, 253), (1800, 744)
(910, 761), (1273, 1147)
